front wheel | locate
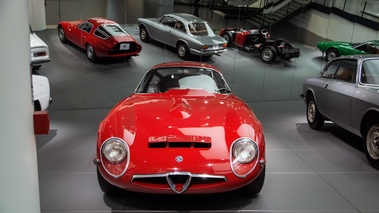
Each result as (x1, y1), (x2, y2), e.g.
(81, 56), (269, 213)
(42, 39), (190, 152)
(139, 27), (150, 43)
(177, 42), (190, 60)
(260, 46), (277, 63)
(86, 44), (97, 63)
(306, 94), (324, 130)
(364, 120), (379, 169)
(240, 167), (265, 195)
(58, 26), (67, 43)
(97, 168), (123, 194)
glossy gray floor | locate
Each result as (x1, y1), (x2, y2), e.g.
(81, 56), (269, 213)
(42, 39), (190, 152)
(35, 8), (379, 213)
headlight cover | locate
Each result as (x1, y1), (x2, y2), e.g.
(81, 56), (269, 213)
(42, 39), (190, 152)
(100, 137), (130, 178)
(230, 137), (259, 178)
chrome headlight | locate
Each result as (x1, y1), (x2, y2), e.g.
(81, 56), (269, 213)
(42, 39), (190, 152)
(102, 138), (128, 164)
(232, 138), (258, 164)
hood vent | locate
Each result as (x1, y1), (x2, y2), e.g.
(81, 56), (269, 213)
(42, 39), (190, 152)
(148, 135), (211, 148)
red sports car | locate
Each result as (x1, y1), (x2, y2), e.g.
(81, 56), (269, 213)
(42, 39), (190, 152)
(58, 17), (141, 62)
(94, 61), (266, 195)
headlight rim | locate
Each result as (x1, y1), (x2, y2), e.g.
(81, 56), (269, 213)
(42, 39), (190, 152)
(230, 137), (260, 178)
(100, 137), (130, 179)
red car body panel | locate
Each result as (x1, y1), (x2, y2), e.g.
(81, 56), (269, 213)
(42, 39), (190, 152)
(96, 61), (266, 194)
(58, 18), (141, 58)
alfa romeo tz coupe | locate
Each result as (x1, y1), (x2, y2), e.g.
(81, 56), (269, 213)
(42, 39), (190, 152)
(94, 61), (266, 195)
(58, 17), (141, 62)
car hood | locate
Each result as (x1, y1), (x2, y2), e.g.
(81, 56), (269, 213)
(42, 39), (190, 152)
(30, 33), (48, 48)
(99, 89), (262, 161)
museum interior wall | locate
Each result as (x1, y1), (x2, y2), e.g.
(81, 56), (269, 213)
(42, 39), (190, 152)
(41, 0), (379, 104)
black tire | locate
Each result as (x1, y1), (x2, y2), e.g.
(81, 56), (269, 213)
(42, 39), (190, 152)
(306, 94), (324, 130)
(222, 31), (233, 47)
(97, 168), (123, 194)
(177, 42), (190, 60)
(86, 44), (97, 63)
(260, 46), (277, 63)
(139, 26), (150, 43)
(241, 167), (265, 195)
(363, 119), (379, 169)
(58, 26), (67, 43)
(326, 48), (339, 61)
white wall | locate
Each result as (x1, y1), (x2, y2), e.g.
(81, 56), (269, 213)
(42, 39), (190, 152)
(28, 0), (46, 31)
(289, 8), (379, 42)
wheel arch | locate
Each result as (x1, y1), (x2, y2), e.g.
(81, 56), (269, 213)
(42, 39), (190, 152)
(34, 100), (41, 111)
(360, 110), (379, 135)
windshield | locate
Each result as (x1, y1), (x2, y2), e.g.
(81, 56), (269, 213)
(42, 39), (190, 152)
(136, 67), (230, 94)
(100, 24), (129, 37)
(361, 59), (379, 85)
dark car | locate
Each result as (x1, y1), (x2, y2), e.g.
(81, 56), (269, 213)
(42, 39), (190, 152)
(301, 55), (379, 169)
(219, 28), (300, 63)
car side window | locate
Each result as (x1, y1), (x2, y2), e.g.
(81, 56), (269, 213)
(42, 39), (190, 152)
(79, 22), (93, 33)
(160, 16), (176, 28)
(320, 60), (340, 79)
(334, 59), (357, 83)
(174, 21), (186, 32)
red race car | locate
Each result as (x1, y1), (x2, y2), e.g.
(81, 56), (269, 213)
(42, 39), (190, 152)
(220, 28), (300, 63)
(94, 61), (266, 195)
(58, 17), (141, 62)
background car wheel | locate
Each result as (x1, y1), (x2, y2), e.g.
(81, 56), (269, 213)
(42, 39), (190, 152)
(86, 44), (97, 62)
(326, 48), (339, 61)
(139, 26), (150, 43)
(177, 42), (190, 60)
(306, 94), (324, 130)
(241, 167), (265, 195)
(260, 46), (277, 63)
(58, 26), (67, 43)
(222, 32), (233, 46)
(364, 119), (379, 169)
(97, 168), (123, 194)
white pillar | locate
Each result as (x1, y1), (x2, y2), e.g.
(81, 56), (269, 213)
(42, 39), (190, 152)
(28, 0), (46, 31)
(0, 1), (41, 213)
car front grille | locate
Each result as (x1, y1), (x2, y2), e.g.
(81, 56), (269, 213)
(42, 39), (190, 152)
(132, 172), (227, 194)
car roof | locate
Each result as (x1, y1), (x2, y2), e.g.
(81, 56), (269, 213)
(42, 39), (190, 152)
(166, 13), (206, 23)
(87, 17), (117, 26)
(336, 54), (379, 60)
(150, 61), (220, 72)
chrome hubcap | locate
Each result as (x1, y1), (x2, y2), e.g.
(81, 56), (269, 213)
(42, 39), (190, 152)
(367, 126), (379, 160)
(178, 46), (186, 57)
(308, 101), (316, 123)
(262, 49), (273, 61)
(141, 30), (146, 39)
(87, 46), (94, 59)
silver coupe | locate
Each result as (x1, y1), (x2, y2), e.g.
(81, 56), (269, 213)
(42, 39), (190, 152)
(137, 13), (227, 59)
(301, 55), (379, 169)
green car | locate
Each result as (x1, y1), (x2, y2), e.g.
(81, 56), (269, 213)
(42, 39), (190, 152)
(316, 40), (379, 61)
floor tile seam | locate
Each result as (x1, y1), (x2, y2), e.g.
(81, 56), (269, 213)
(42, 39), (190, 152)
(71, 129), (98, 150)
(39, 171), (96, 175)
(39, 147), (80, 174)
